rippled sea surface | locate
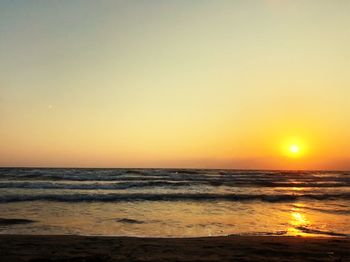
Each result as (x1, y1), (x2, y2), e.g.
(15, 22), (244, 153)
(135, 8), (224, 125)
(0, 168), (349, 237)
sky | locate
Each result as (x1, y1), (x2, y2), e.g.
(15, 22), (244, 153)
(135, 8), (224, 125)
(0, 0), (349, 170)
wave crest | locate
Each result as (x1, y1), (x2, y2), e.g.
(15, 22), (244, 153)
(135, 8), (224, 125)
(1, 192), (349, 203)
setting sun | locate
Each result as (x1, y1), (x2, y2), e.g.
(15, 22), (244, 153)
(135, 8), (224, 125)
(287, 143), (302, 158)
(289, 145), (300, 154)
(280, 138), (308, 159)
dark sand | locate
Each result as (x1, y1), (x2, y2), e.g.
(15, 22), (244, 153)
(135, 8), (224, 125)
(0, 235), (349, 262)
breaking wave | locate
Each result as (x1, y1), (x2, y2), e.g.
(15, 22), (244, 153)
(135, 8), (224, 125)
(1, 192), (349, 203)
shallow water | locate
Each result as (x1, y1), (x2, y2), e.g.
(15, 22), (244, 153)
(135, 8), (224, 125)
(0, 168), (349, 237)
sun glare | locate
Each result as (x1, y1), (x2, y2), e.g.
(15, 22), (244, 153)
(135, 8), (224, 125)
(287, 143), (302, 158)
(289, 144), (300, 154)
(281, 138), (308, 158)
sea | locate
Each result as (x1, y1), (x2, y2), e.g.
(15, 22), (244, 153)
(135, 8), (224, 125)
(0, 168), (349, 237)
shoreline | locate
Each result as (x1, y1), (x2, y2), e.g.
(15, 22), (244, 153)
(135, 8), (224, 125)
(0, 235), (348, 261)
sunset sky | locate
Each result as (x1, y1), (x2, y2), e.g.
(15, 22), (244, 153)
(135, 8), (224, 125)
(1, 0), (349, 170)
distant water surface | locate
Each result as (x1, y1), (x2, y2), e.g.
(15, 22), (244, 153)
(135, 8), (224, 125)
(0, 168), (349, 237)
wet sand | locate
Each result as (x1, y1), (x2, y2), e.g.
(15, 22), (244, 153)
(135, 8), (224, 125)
(0, 235), (349, 261)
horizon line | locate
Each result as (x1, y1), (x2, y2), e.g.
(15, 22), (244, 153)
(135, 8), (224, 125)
(0, 166), (349, 172)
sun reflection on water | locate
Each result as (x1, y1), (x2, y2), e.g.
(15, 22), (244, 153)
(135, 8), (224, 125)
(291, 187), (304, 192)
(288, 203), (311, 236)
(291, 212), (307, 225)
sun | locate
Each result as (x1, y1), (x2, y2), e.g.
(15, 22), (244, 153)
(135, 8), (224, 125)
(287, 143), (302, 158)
(287, 144), (301, 158)
(281, 138), (307, 158)
(289, 144), (300, 154)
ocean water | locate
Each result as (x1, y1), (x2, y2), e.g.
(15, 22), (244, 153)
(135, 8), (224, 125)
(0, 168), (349, 237)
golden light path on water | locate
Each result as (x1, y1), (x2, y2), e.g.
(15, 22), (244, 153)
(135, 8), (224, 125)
(289, 203), (311, 237)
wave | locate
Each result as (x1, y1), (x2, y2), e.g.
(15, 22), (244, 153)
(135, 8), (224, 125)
(1, 192), (349, 203)
(291, 204), (350, 215)
(0, 180), (348, 189)
(294, 226), (350, 237)
(0, 169), (349, 191)
(0, 181), (191, 190)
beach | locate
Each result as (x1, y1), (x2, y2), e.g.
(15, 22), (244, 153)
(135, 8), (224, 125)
(0, 235), (349, 262)
(1, 169), (349, 261)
